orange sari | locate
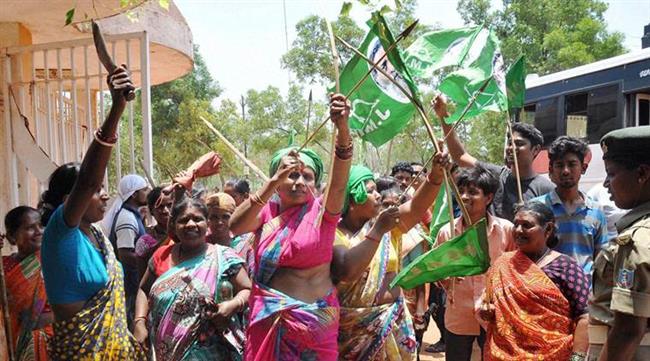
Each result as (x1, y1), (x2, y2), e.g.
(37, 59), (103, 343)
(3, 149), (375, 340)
(485, 251), (573, 361)
(3, 252), (52, 361)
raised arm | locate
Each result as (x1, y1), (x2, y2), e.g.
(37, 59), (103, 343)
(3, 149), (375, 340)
(325, 93), (353, 215)
(229, 157), (299, 236)
(432, 95), (478, 168)
(331, 207), (399, 282)
(63, 66), (134, 227)
(397, 150), (449, 231)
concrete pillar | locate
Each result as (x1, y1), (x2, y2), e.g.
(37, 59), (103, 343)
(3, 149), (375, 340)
(0, 22), (32, 240)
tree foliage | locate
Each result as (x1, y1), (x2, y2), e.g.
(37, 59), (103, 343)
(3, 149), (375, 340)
(457, 0), (626, 74)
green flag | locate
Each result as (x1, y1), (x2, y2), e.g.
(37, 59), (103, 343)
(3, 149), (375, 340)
(506, 55), (526, 110)
(438, 29), (508, 124)
(338, 13), (419, 147)
(390, 218), (490, 290)
(428, 180), (451, 245)
(403, 27), (481, 79)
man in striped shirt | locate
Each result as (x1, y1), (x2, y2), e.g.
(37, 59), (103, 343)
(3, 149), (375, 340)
(533, 136), (608, 283)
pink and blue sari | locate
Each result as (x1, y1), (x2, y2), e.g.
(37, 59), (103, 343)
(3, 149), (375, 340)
(148, 244), (245, 361)
(245, 197), (341, 361)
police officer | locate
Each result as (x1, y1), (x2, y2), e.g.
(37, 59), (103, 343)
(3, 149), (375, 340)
(588, 126), (650, 361)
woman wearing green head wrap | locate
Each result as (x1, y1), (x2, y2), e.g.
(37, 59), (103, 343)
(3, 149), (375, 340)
(331, 151), (450, 361)
(230, 93), (352, 360)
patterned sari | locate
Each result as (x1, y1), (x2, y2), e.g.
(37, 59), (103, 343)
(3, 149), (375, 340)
(3, 252), (51, 361)
(335, 225), (417, 361)
(245, 198), (340, 361)
(148, 244), (245, 361)
(48, 226), (145, 360)
(485, 251), (574, 360)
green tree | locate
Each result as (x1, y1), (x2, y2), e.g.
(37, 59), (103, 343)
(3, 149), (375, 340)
(281, 15), (365, 85)
(457, 0), (626, 74)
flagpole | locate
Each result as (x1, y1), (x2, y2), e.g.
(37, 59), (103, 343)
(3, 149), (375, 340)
(316, 20), (341, 227)
(335, 35), (473, 226)
(199, 116), (270, 182)
(441, 76), (493, 142)
(296, 20), (419, 153)
(506, 112), (524, 204)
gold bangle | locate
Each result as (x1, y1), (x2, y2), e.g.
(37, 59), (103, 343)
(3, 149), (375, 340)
(250, 192), (266, 206)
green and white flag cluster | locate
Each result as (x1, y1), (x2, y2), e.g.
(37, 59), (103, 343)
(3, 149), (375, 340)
(403, 27), (481, 79)
(338, 13), (419, 147)
(437, 28), (507, 123)
(405, 26), (526, 123)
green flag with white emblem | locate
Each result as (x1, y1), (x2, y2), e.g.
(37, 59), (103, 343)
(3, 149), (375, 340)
(391, 218), (490, 290)
(438, 28), (508, 124)
(403, 26), (481, 79)
(338, 13), (419, 147)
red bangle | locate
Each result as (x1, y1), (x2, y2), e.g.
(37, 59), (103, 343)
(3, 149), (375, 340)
(365, 234), (380, 243)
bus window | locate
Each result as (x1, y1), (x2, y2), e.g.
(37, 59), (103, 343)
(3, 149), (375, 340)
(566, 93), (588, 141)
(534, 98), (558, 147)
(522, 104), (536, 125)
(587, 84), (618, 143)
(638, 95), (650, 126)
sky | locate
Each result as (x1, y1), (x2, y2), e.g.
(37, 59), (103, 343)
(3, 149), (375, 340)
(175, 0), (650, 102)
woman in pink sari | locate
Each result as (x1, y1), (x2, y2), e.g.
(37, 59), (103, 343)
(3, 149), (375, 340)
(230, 93), (351, 360)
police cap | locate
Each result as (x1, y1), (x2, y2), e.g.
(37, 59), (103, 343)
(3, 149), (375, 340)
(601, 126), (650, 164)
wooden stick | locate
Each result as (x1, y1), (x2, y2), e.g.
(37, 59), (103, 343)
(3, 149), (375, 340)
(444, 172), (456, 238)
(0, 255), (14, 361)
(506, 118), (524, 204)
(138, 158), (156, 186)
(200, 116), (270, 182)
(336, 35), (473, 225)
(317, 20), (341, 227)
(297, 20), (419, 152)
(441, 76), (493, 143)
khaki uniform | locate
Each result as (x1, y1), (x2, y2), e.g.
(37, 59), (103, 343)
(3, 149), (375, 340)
(588, 201), (650, 360)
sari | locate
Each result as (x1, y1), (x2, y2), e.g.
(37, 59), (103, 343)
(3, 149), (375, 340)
(48, 226), (145, 360)
(3, 252), (51, 361)
(231, 233), (255, 276)
(245, 197), (340, 361)
(399, 225), (430, 320)
(148, 244), (245, 361)
(485, 251), (574, 360)
(335, 225), (417, 361)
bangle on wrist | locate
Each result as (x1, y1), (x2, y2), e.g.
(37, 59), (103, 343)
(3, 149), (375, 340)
(427, 177), (443, 186)
(365, 233), (380, 243)
(93, 129), (117, 147)
(134, 316), (147, 324)
(250, 192), (267, 206)
(569, 352), (586, 361)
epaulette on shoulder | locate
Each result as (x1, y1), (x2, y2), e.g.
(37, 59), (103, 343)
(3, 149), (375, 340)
(617, 216), (650, 246)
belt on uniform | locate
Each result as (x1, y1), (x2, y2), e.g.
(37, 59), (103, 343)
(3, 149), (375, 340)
(589, 324), (650, 346)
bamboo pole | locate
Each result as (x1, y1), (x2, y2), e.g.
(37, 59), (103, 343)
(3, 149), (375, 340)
(335, 35), (473, 226)
(506, 116), (524, 204)
(296, 20), (419, 152)
(316, 20), (341, 226)
(200, 116), (270, 182)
